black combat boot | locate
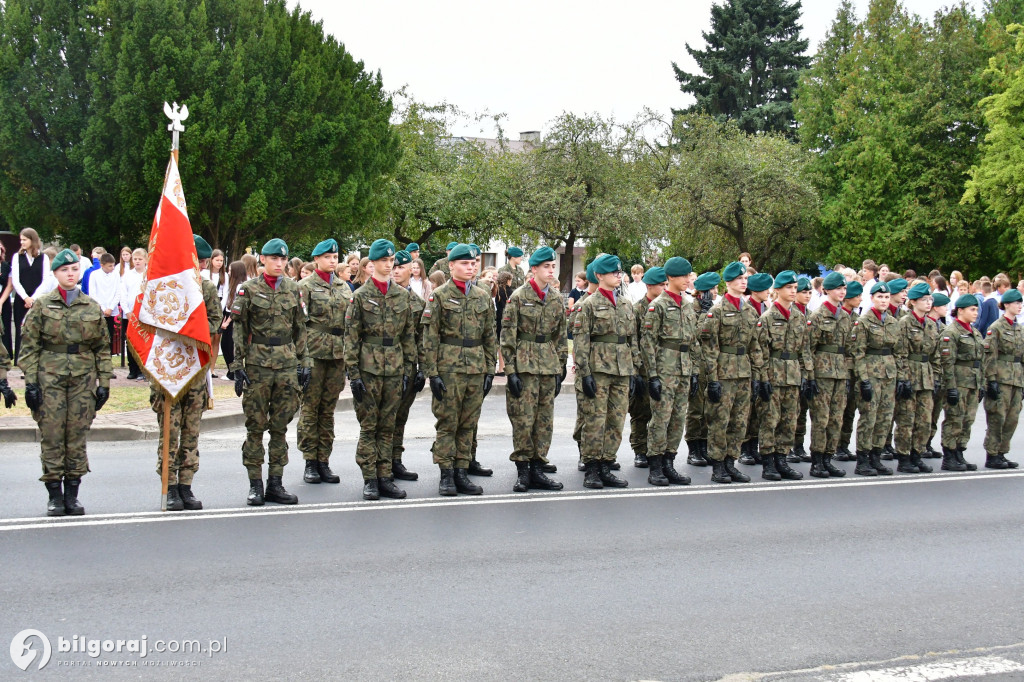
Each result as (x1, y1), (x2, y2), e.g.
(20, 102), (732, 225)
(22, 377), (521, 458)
(956, 447), (977, 471)
(513, 462), (530, 493)
(985, 453), (1008, 470)
(577, 456), (586, 472)
(823, 452), (846, 477)
(45, 481), (65, 517)
(634, 452), (649, 468)
(686, 440), (707, 466)
(747, 439), (762, 465)
(303, 459), (321, 484)
(699, 439), (710, 463)
(164, 484), (185, 511)
(869, 449), (893, 476)
(247, 478), (265, 506)
(925, 440), (942, 458)
(362, 478), (380, 500)
(896, 453), (919, 474)
(609, 460), (622, 471)
(377, 477), (407, 499)
(854, 451), (877, 476)
(910, 450), (932, 473)
(662, 453), (690, 485)
(529, 461), (563, 490)
(788, 442), (808, 463)
(454, 468), (483, 495)
(541, 462), (557, 473)
(317, 461), (341, 484)
(809, 451), (830, 478)
(1000, 453), (1019, 469)
(941, 446), (966, 472)
(468, 458), (492, 477)
(881, 442), (896, 460)
(265, 476), (299, 504)
(724, 457), (750, 482)
(710, 458), (732, 484)
(438, 468), (457, 496)
(834, 445), (855, 462)
(63, 478), (84, 515)
(178, 484), (203, 510)
(761, 451), (782, 481)
(738, 440), (756, 465)
(583, 461), (604, 489)
(646, 455), (669, 486)
(775, 453), (803, 480)
(598, 462), (629, 488)
(392, 459), (418, 481)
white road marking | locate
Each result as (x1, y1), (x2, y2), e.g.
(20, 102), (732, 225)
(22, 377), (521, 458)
(0, 470), (1021, 533)
(827, 655), (1024, 681)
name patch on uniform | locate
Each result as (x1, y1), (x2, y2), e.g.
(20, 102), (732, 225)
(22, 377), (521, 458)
(257, 293), (268, 299)
(448, 299), (460, 305)
(725, 312), (737, 317)
(367, 299), (379, 307)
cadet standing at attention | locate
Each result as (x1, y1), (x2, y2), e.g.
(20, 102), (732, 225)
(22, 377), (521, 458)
(0, 342), (16, 409)
(938, 294), (984, 472)
(789, 277), (814, 463)
(389, 249), (426, 481)
(739, 272), (773, 466)
(428, 241), (458, 279)
(230, 238), (308, 506)
(421, 244), (496, 496)
(850, 281), (899, 476)
(835, 281), (865, 461)
(498, 246), (527, 291)
(806, 272), (851, 478)
(628, 267), (664, 468)
(149, 235), (223, 511)
(571, 262), (606, 471)
(345, 239), (417, 500)
(980, 289), (1023, 469)
(501, 245), (567, 492)
(297, 238), (349, 485)
(20, 249), (112, 516)
(684, 272), (720, 467)
(640, 256), (700, 486)
(892, 282), (939, 474)
(924, 292), (951, 460)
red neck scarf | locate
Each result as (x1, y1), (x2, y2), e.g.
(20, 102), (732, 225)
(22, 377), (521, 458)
(872, 308), (884, 321)
(598, 287), (616, 306)
(823, 301), (838, 315)
(371, 277), (388, 296)
(263, 274), (278, 289)
(530, 278), (546, 301)
(956, 319), (973, 333)
(452, 279), (468, 295)
(665, 290), (682, 306)
(795, 302), (807, 315)
(58, 287), (69, 303)
(1006, 315), (1016, 326)
(911, 311), (926, 325)
(888, 304), (900, 316)
(725, 294), (742, 311)
(773, 301), (791, 320)
(315, 269), (332, 284)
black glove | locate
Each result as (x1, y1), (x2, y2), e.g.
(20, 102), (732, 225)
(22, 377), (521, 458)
(846, 379), (852, 394)
(987, 381), (1001, 400)
(413, 371), (426, 393)
(350, 378), (367, 403)
(946, 387), (959, 406)
(0, 379), (15, 409)
(582, 375), (597, 399)
(896, 379), (913, 400)
(94, 386), (110, 411)
(297, 366), (311, 392)
(561, 367), (568, 383)
(751, 379), (761, 400)
(507, 373), (524, 398)
(25, 382), (42, 411)
(979, 390), (986, 404)
(758, 380), (773, 402)
(699, 291), (714, 314)
(233, 368), (251, 397)
(860, 379), (873, 402)
(707, 380), (722, 404)
(933, 380), (942, 398)
(648, 377), (662, 402)
(630, 375), (645, 399)
(554, 375), (563, 398)
(800, 379), (817, 402)
(483, 373), (494, 397)
(402, 374), (410, 396)
(429, 375), (446, 401)
(689, 374), (699, 397)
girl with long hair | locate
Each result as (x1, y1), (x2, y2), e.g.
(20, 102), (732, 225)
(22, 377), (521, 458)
(11, 227), (53, 362)
(219, 260), (249, 380)
(118, 246), (133, 277)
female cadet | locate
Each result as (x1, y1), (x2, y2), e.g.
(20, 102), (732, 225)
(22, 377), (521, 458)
(939, 295), (984, 472)
(892, 282), (940, 474)
(981, 288), (1023, 469)
(850, 281), (899, 476)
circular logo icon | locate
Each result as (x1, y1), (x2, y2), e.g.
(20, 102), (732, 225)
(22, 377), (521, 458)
(10, 629), (51, 671)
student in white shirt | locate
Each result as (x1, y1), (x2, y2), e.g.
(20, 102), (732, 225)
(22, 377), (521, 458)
(119, 248), (148, 379)
(10, 228), (55, 362)
(627, 264), (647, 303)
(89, 253), (121, 354)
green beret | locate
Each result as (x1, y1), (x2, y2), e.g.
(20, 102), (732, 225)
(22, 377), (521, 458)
(870, 281), (890, 295)
(448, 243), (480, 261)
(468, 243), (482, 255)
(506, 246), (524, 258)
(311, 239), (338, 257)
(51, 248), (79, 271)
(446, 241), (458, 251)
(797, 277), (811, 293)
(748, 272), (774, 292)
(664, 257), (692, 277)
(694, 272), (721, 292)
(906, 282), (932, 300)
(193, 234), (213, 260)
(773, 270), (797, 289)
(845, 281), (864, 299)
(368, 239), (396, 260)
(823, 272), (846, 291)
(528, 246), (556, 267)
(887, 278), (908, 294)
(591, 253), (621, 275)
(954, 293), (979, 309)
(585, 261), (598, 284)
(931, 292), (950, 307)
(261, 238), (288, 257)
(406, 242), (419, 252)
(1001, 289), (1023, 305)
(722, 261), (746, 282)
(394, 250), (412, 266)
(642, 267), (667, 285)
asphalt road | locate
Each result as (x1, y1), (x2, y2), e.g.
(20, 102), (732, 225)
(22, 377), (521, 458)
(1, 393), (1023, 681)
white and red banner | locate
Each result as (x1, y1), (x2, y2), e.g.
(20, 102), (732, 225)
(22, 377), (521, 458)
(127, 154), (211, 400)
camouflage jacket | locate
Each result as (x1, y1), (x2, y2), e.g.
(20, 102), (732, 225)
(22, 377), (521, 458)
(344, 280), (417, 380)
(500, 280), (567, 375)
(699, 295), (763, 382)
(19, 288), (113, 387)
(428, 257), (450, 279)
(420, 279), (497, 376)
(298, 272), (349, 361)
(633, 297), (656, 377)
(640, 291), (702, 379)
(201, 278), (224, 341)
(403, 287), (426, 374)
(940, 321), (985, 390)
(498, 263), (526, 292)
(808, 302), (852, 380)
(573, 289), (641, 378)
(755, 303), (813, 386)
(851, 309), (899, 381)
(895, 312), (940, 391)
(0, 341), (9, 381)
(983, 316), (1024, 387)
(229, 275), (307, 371)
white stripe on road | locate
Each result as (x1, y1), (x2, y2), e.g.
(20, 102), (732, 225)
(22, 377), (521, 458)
(1, 470), (1022, 533)
(826, 655), (1024, 681)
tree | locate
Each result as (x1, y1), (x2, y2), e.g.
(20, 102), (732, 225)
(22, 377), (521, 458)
(672, 0), (811, 136)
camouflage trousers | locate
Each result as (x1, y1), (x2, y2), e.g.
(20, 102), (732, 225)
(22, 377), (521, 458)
(794, 394), (808, 448)
(809, 378), (848, 453)
(983, 384), (1023, 455)
(297, 358), (345, 462)
(707, 378), (751, 462)
(839, 386), (859, 450)
(573, 371), (595, 450)
(506, 373), (557, 462)
(431, 372), (485, 469)
(941, 388), (980, 450)
(759, 384), (801, 454)
(152, 380), (207, 485)
(354, 374), (404, 479)
(628, 383), (651, 455)
(34, 371), (96, 482)
(391, 380), (420, 462)
(745, 391), (763, 442)
(685, 373), (708, 440)
(647, 373), (689, 456)
(579, 373), (629, 463)
(856, 377), (896, 452)
(894, 389), (933, 455)
(928, 390), (944, 444)
(241, 364), (300, 479)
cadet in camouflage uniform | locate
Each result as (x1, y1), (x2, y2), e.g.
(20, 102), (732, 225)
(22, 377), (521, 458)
(390, 250), (426, 481)
(501, 246), (567, 492)
(0, 342), (16, 409)
(924, 293), (951, 459)
(427, 241), (458, 279)
(641, 257), (700, 486)
(739, 273), (773, 466)
(296, 239), (349, 485)
(892, 282), (940, 474)
(981, 288), (1023, 470)
(684, 272), (720, 466)
(20, 249), (112, 516)
(789, 277), (813, 463)
(150, 235), (223, 511)
(498, 246), (527, 292)
(421, 243), (496, 496)
(230, 238), (308, 506)
(806, 272), (851, 478)
(571, 262), (609, 471)
(938, 294), (984, 472)
(628, 268), (665, 468)
(836, 282), (865, 461)
(754, 271), (812, 481)
(880, 278), (910, 459)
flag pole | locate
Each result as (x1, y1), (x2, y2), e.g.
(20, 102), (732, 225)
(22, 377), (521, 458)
(160, 390), (172, 512)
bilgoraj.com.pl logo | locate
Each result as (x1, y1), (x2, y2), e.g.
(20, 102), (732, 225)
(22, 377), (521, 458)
(10, 629), (226, 670)
(10, 630), (51, 671)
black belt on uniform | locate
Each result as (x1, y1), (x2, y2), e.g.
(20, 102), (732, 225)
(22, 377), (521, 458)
(363, 335), (395, 347)
(441, 335), (482, 348)
(308, 323), (344, 336)
(43, 343), (81, 354)
(659, 340), (690, 352)
(719, 345), (746, 355)
(907, 353), (929, 362)
(524, 333), (551, 343)
(865, 348), (892, 356)
(250, 334), (287, 346)
(997, 353), (1023, 363)
(816, 344), (845, 355)
(955, 359), (981, 368)
(591, 334), (628, 344)
(770, 350), (793, 360)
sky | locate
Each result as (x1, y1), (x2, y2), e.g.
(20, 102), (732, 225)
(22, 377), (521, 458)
(291, 0), (980, 137)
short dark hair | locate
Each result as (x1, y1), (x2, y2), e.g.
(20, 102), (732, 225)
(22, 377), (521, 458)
(99, 253), (116, 265)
